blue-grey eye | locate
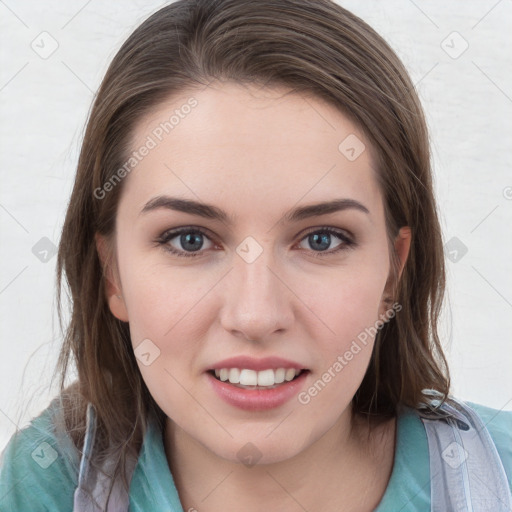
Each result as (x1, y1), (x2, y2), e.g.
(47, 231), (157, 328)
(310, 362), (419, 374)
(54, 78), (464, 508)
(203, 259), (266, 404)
(163, 229), (214, 255)
(298, 230), (345, 252)
(179, 232), (204, 252)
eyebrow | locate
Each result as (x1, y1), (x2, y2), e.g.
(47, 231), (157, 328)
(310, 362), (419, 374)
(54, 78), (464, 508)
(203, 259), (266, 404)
(140, 195), (370, 224)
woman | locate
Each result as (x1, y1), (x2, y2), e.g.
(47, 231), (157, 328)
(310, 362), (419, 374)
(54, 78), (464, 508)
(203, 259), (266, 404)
(1, 1), (510, 510)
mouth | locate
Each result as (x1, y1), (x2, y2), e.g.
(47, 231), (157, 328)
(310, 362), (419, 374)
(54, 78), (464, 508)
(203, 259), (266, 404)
(207, 368), (309, 390)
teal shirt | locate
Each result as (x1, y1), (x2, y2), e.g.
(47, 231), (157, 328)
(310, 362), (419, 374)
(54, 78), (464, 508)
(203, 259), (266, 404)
(1, 399), (511, 511)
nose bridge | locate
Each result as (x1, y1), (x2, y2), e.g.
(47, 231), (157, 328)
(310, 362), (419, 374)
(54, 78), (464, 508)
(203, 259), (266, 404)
(219, 237), (293, 340)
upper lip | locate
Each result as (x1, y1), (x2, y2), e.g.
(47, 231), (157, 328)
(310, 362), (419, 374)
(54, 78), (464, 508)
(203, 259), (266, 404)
(208, 356), (307, 372)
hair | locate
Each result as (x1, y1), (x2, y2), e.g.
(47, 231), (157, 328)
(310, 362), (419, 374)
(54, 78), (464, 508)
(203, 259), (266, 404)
(55, 0), (450, 499)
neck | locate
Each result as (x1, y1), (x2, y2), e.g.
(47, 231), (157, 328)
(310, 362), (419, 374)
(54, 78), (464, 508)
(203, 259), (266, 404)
(163, 407), (397, 512)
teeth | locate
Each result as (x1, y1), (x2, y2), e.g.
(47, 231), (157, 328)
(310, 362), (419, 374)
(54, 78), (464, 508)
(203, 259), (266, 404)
(240, 369), (258, 386)
(285, 368), (296, 382)
(274, 368), (285, 384)
(257, 369), (274, 386)
(213, 368), (302, 387)
(229, 368), (241, 384)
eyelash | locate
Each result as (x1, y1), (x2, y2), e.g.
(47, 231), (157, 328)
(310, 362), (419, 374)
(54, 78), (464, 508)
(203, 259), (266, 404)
(155, 226), (356, 259)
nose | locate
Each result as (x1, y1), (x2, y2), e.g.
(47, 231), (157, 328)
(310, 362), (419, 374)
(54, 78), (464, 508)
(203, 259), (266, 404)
(218, 244), (295, 343)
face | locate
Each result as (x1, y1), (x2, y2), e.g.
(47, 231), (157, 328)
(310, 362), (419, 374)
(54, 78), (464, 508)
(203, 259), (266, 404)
(98, 81), (410, 464)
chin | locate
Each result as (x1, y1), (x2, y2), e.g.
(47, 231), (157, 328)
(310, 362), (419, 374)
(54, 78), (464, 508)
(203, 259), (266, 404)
(209, 434), (306, 467)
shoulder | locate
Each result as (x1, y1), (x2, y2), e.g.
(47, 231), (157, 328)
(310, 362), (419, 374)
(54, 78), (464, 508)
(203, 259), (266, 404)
(0, 397), (80, 511)
(375, 398), (512, 512)
(465, 400), (512, 439)
(465, 400), (512, 488)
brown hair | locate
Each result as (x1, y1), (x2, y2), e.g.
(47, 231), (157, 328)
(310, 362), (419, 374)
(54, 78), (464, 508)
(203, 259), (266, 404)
(55, 0), (450, 497)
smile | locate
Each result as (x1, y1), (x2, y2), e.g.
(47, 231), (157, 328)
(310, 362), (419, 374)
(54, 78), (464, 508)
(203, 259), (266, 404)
(211, 368), (304, 388)
(206, 369), (310, 410)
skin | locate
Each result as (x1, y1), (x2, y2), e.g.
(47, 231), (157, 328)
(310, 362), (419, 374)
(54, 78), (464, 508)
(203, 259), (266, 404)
(97, 81), (411, 511)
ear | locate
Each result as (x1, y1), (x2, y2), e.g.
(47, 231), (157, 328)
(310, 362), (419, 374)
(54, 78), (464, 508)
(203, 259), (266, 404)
(380, 226), (411, 314)
(95, 233), (129, 322)
(394, 226), (411, 280)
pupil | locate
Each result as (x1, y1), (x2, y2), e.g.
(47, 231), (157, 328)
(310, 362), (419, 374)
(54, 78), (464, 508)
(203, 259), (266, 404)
(310, 232), (330, 251)
(181, 232), (203, 251)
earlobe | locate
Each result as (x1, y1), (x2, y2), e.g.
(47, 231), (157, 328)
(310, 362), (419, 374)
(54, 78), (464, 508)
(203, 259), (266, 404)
(95, 233), (129, 322)
(107, 294), (129, 323)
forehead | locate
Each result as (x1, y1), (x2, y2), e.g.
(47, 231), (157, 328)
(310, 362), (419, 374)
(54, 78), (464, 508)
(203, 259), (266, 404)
(122, 81), (383, 222)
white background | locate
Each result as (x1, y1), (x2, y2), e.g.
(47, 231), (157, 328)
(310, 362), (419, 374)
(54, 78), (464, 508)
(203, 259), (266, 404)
(1, 0), (511, 451)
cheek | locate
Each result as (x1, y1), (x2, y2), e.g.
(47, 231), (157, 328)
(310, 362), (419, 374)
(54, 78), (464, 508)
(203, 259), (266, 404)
(116, 238), (209, 338)
(294, 257), (389, 351)
(123, 269), (212, 353)
(119, 259), (213, 418)
(294, 266), (389, 417)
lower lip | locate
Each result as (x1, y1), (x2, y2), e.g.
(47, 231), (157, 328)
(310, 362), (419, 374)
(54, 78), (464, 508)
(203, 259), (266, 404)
(206, 371), (309, 411)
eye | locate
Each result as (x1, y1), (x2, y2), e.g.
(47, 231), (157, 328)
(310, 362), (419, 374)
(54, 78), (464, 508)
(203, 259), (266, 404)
(155, 226), (355, 259)
(296, 227), (355, 256)
(155, 227), (215, 258)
